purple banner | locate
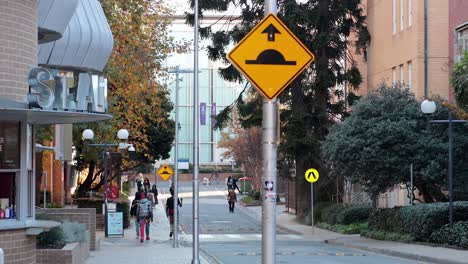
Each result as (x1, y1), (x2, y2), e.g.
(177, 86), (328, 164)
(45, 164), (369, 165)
(211, 102), (217, 127)
(200, 102), (206, 125)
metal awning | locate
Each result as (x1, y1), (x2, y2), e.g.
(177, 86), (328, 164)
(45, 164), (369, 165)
(0, 108), (111, 124)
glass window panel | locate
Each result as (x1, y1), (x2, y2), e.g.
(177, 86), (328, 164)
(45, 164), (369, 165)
(0, 122), (20, 169)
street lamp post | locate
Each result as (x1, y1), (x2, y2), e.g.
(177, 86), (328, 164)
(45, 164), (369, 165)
(168, 66), (194, 248)
(421, 100), (467, 226)
(82, 128), (135, 237)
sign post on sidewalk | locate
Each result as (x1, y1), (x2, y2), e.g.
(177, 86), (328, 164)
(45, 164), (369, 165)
(227, 0), (314, 262)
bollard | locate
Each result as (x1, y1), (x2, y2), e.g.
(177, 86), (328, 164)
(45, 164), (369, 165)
(0, 248), (4, 264)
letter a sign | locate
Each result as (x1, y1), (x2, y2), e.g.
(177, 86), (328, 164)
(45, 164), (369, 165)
(227, 14), (315, 100)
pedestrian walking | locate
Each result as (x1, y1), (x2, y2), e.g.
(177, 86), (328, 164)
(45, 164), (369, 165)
(166, 187), (182, 238)
(130, 198), (140, 238)
(143, 177), (151, 193)
(227, 176), (234, 190)
(151, 184), (159, 205)
(227, 189), (237, 213)
(136, 173), (143, 191)
(232, 176), (241, 193)
(136, 192), (153, 242)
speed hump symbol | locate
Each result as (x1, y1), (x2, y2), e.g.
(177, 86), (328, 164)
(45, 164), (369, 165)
(305, 168), (319, 183)
(158, 165), (173, 181)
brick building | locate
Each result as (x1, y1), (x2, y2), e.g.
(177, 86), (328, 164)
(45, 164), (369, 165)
(0, 0), (113, 263)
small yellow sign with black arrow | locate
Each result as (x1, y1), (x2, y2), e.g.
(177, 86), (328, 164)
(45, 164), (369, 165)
(227, 14), (315, 100)
(158, 165), (174, 181)
(305, 168), (319, 183)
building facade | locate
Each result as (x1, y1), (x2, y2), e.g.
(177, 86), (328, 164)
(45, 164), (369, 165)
(0, 0), (113, 263)
(164, 15), (244, 166)
(365, 0), (449, 99)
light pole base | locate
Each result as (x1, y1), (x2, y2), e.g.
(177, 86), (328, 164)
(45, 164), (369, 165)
(191, 259), (200, 264)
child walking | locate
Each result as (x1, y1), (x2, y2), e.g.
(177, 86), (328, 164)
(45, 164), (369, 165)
(136, 192), (153, 242)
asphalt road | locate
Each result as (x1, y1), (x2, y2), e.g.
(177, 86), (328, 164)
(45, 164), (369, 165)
(158, 181), (424, 264)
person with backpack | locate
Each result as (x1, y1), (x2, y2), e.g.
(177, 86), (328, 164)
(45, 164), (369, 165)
(166, 187), (182, 238)
(136, 192), (153, 242)
(226, 176), (234, 190)
(130, 198), (140, 238)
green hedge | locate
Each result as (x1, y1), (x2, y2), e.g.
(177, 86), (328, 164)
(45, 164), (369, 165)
(430, 221), (468, 248)
(368, 207), (403, 232)
(75, 198), (130, 229)
(368, 202), (468, 242)
(321, 204), (346, 225)
(337, 205), (373, 225)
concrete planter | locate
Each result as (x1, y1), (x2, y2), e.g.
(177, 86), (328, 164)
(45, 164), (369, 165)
(37, 241), (89, 264)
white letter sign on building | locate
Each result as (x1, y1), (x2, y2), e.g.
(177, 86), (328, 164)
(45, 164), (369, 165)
(227, 14), (315, 100)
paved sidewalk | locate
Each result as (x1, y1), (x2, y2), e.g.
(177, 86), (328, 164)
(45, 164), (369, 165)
(85, 197), (209, 264)
(240, 203), (468, 264)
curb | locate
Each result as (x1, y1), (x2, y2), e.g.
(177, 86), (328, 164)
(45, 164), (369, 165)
(325, 239), (467, 264)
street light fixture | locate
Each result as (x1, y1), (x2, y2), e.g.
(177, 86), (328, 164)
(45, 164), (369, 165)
(82, 128), (135, 237)
(421, 100), (467, 226)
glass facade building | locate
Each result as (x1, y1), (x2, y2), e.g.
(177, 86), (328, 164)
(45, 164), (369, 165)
(164, 17), (244, 164)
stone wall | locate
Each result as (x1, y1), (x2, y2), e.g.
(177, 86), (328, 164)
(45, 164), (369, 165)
(0, 229), (36, 264)
(36, 208), (97, 251)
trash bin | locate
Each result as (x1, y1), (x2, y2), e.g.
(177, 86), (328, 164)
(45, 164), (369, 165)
(238, 177), (252, 194)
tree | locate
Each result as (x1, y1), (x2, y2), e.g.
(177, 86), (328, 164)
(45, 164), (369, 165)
(187, 0), (370, 217)
(321, 85), (468, 203)
(74, 0), (181, 197)
(451, 51), (468, 111)
(218, 122), (263, 190)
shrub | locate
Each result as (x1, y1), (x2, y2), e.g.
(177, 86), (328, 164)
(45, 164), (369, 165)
(400, 201), (468, 241)
(430, 221), (468, 248)
(37, 226), (65, 249)
(321, 204), (345, 225)
(317, 222), (368, 234)
(368, 207), (403, 232)
(361, 229), (414, 243)
(61, 222), (89, 243)
(367, 202), (468, 242)
(337, 205), (373, 225)
(248, 189), (261, 200)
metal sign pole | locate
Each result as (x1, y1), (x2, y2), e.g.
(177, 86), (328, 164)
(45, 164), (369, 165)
(311, 182), (314, 233)
(174, 66), (180, 248)
(262, 1), (277, 263)
(192, 0), (200, 261)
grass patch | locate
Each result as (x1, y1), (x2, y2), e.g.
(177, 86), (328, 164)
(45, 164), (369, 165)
(241, 196), (260, 205)
(317, 222), (368, 234)
(361, 229), (415, 243)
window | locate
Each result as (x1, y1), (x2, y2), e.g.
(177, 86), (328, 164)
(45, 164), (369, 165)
(392, 67), (397, 84)
(400, 0), (404, 31)
(456, 27), (468, 62)
(0, 172), (16, 219)
(393, 0), (397, 34)
(0, 122), (20, 169)
(408, 61), (412, 91)
(408, 0), (413, 27)
(400, 64), (404, 84)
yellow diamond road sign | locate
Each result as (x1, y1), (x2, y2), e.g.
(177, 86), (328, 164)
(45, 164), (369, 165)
(227, 14), (315, 100)
(158, 165), (173, 181)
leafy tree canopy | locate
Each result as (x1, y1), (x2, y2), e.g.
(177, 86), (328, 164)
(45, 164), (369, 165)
(452, 51), (468, 111)
(321, 85), (468, 202)
(186, 0), (370, 214)
(74, 0), (183, 196)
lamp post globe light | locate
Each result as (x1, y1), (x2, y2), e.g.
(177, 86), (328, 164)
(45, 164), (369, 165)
(82, 128), (135, 237)
(421, 99), (467, 227)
